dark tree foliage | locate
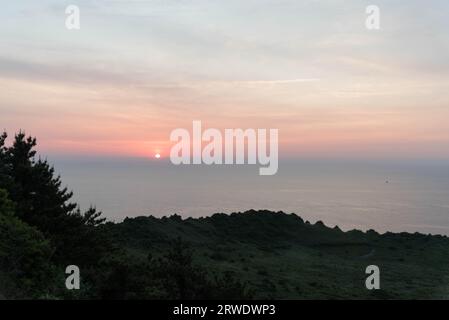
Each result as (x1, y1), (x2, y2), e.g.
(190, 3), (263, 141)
(0, 188), (54, 298)
(91, 238), (251, 300)
(0, 132), (109, 266)
(0, 131), (114, 299)
(150, 238), (251, 300)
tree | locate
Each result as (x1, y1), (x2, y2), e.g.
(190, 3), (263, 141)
(152, 238), (252, 299)
(0, 131), (109, 267)
(0, 188), (54, 298)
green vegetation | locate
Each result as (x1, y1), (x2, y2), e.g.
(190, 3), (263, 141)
(106, 211), (449, 299)
(1, 131), (449, 299)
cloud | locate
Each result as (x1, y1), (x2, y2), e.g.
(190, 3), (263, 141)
(0, 56), (149, 87)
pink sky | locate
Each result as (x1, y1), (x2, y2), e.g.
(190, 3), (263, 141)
(1, 1), (449, 160)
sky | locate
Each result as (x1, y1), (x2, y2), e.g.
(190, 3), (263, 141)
(1, 0), (449, 160)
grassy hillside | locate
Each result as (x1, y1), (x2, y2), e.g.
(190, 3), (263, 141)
(105, 210), (449, 299)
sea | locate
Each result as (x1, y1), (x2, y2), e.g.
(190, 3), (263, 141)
(51, 157), (449, 236)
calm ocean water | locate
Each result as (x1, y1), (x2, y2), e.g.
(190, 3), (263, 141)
(52, 158), (449, 235)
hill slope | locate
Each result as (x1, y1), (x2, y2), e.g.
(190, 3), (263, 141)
(104, 210), (449, 299)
